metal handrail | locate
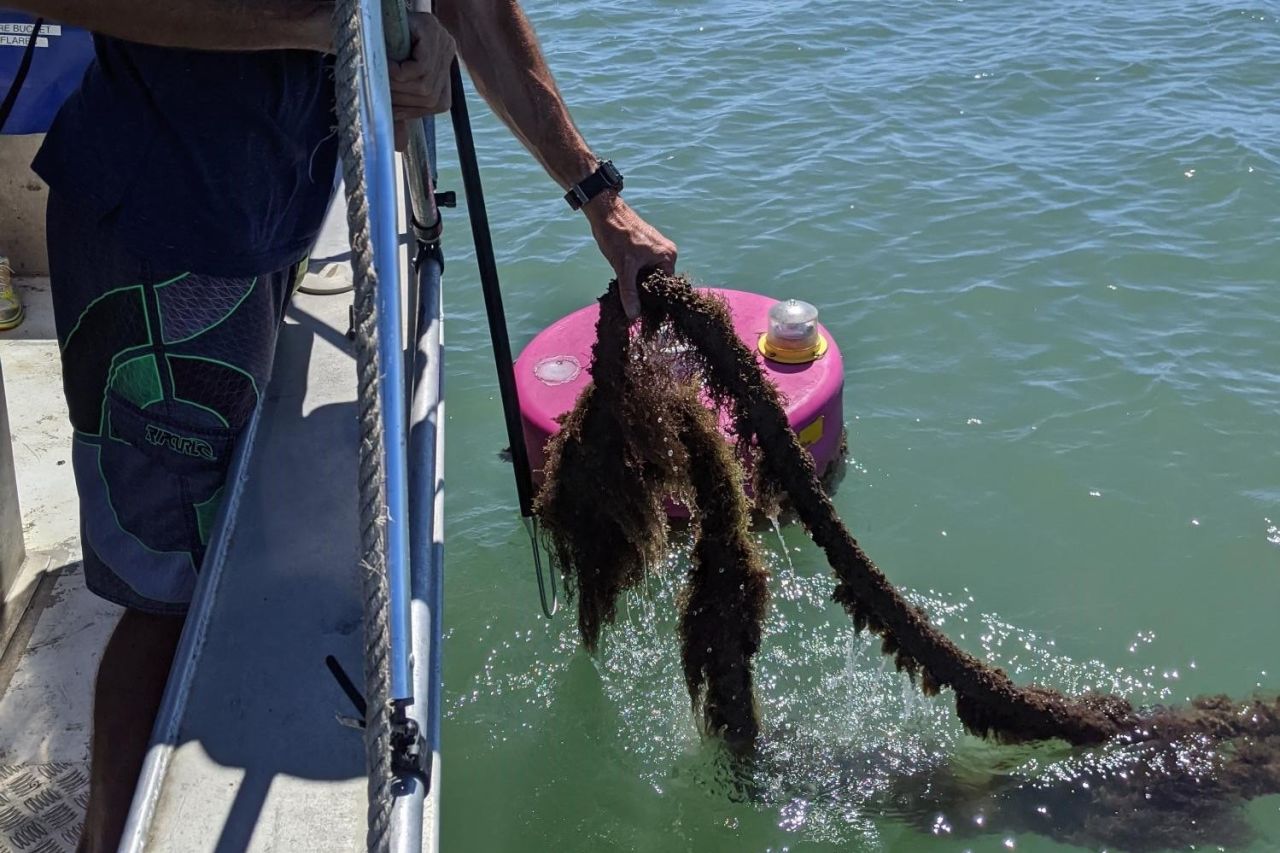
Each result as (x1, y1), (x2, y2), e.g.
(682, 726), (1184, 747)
(358, 0), (414, 712)
(380, 4), (446, 852)
(392, 242), (445, 853)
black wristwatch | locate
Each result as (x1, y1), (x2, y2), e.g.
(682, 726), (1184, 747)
(564, 160), (624, 211)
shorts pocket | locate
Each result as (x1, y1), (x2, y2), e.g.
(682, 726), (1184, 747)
(104, 389), (236, 477)
(99, 390), (236, 554)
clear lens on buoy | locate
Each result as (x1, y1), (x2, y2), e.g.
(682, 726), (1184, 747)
(759, 298), (828, 363)
(533, 355), (581, 385)
(768, 299), (819, 346)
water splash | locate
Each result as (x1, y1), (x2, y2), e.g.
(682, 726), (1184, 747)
(766, 512), (797, 579)
(449, 534), (1181, 849)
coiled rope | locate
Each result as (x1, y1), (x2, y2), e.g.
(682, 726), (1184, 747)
(332, 1), (394, 850)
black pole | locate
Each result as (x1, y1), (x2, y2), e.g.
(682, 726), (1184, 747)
(0, 19), (44, 135)
(447, 60), (535, 519)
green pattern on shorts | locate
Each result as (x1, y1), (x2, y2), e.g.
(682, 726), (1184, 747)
(109, 354), (164, 410)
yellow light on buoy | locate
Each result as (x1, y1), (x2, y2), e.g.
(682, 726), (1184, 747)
(758, 298), (827, 364)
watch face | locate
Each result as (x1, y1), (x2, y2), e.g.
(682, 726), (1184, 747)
(601, 161), (623, 188)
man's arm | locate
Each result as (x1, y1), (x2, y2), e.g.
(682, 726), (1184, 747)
(4, 1), (333, 52)
(435, 0), (676, 317)
(435, 0), (597, 196)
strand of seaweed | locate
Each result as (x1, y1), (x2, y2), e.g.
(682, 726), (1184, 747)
(534, 273), (1280, 820)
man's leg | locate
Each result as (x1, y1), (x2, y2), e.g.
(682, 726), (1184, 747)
(45, 190), (301, 852)
(77, 610), (185, 853)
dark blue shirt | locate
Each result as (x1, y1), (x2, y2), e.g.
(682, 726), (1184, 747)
(33, 36), (338, 277)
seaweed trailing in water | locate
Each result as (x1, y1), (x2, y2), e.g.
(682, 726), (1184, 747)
(535, 287), (768, 750)
(887, 693), (1280, 850)
(675, 394), (769, 749)
(536, 273), (1280, 841)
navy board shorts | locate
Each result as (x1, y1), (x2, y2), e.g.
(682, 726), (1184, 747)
(47, 191), (306, 614)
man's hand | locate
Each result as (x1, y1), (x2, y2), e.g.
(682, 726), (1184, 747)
(583, 193), (678, 319)
(389, 12), (456, 150)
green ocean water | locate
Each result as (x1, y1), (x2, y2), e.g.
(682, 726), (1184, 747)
(432, 1), (1280, 850)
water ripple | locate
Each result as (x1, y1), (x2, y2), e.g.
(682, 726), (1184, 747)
(441, 1), (1280, 849)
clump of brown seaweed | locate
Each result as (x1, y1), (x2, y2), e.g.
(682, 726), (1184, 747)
(535, 273), (1280, 844)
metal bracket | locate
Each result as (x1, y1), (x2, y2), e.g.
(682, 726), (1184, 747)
(407, 192), (453, 247)
(523, 515), (558, 618)
(413, 239), (445, 277)
(326, 656), (432, 789)
(390, 704), (431, 784)
(410, 213), (444, 246)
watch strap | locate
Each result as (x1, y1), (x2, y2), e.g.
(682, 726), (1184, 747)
(565, 160), (623, 210)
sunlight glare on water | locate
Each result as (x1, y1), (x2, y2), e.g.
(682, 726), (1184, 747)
(448, 525), (1217, 851)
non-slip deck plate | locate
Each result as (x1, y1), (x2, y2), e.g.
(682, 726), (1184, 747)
(0, 763), (88, 853)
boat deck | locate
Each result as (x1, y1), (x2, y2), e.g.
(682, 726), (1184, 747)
(0, 192), (387, 851)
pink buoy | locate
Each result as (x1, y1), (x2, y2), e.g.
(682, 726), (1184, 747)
(515, 288), (845, 511)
